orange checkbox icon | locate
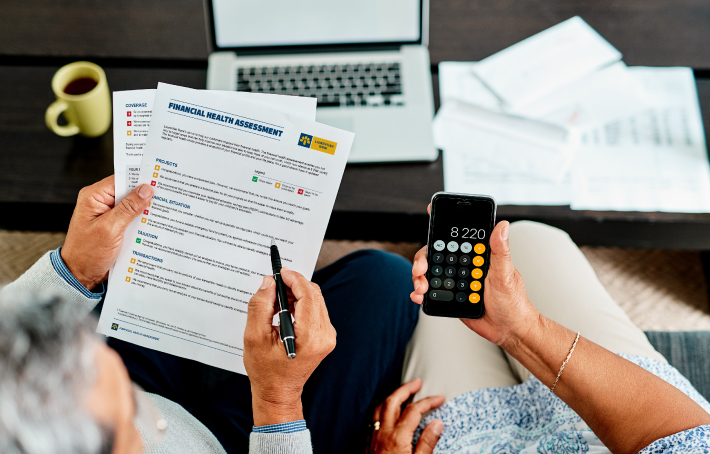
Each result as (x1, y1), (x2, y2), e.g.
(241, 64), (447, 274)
(275, 182), (281, 188)
(127, 131), (132, 136)
(130, 258), (136, 264)
(154, 165), (160, 170)
(125, 277), (131, 283)
(128, 267), (133, 273)
(141, 218), (147, 223)
(153, 172), (159, 178)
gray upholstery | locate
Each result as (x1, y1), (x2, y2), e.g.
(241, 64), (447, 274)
(645, 331), (710, 402)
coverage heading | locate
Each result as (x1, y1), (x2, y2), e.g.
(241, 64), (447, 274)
(168, 102), (284, 138)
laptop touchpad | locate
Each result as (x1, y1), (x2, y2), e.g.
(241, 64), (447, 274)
(316, 115), (355, 133)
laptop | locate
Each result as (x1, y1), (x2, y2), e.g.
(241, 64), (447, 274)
(204, 0), (437, 163)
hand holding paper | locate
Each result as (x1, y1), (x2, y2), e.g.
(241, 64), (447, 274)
(100, 83), (353, 374)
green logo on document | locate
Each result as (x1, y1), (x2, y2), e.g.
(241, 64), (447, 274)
(252, 176), (258, 182)
(136, 238), (141, 244)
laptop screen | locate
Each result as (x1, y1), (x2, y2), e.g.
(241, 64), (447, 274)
(211, 0), (421, 49)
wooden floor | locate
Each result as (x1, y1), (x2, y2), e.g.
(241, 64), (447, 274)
(1, 231), (708, 331)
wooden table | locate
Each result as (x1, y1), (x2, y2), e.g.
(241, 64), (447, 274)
(2, 0), (710, 248)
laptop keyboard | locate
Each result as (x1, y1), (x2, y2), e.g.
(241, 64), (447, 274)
(236, 62), (404, 108)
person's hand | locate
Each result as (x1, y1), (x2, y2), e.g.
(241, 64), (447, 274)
(369, 378), (445, 454)
(410, 205), (540, 348)
(244, 268), (337, 426)
(61, 176), (154, 290)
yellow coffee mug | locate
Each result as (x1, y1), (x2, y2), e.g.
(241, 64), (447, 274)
(45, 61), (111, 137)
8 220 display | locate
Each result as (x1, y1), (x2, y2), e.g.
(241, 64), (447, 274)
(423, 192), (497, 319)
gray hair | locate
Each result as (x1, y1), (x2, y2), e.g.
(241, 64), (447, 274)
(0, 290), (111, 454)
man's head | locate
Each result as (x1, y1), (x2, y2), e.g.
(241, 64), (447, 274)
(0, 291), (142, 454)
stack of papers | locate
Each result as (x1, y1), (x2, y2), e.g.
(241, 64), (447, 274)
(436, 16), (710, 212)
(103, 84), (353, 373)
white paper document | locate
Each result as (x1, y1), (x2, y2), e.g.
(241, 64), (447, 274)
(472, 16), (621, 108)
(443, 148), (573, 206)
(100, 83), (353, 374)
(112, 89), (317, 202)
(572, 67), (710, 212)
(434, 100), (578, 182)
(512, 62), (651, 129)
(434, 101), (577, 205)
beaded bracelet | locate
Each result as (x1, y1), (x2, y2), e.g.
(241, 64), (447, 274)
(550, 332), (580, 394)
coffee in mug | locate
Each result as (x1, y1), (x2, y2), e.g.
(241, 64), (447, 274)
(45, 61), (111, 137)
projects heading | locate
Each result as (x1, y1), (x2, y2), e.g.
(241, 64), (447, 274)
(168, 102), (284, 137)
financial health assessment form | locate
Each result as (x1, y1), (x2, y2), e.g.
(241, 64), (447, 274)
(98, 83), (354, 374)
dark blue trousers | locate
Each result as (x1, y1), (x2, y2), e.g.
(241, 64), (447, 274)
(107, 250), (419, 453)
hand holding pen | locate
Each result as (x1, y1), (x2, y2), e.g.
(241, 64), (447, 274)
(243, 243), (337, 426)
(270, 240), (296, 358)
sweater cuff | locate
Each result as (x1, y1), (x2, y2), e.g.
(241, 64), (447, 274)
(50, 247), (106, 300)
(0, 250), (102, 314)
(249, 430), (312, 454)
(252, 420), (307, 434)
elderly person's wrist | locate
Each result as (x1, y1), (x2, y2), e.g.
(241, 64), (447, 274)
(60, 246), (103, 291)
(251, 393), (304, 427)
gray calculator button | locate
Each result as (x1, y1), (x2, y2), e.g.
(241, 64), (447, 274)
(444, 266), (456, 277)
(455, 292), (467, 302)
(429, 289), (454, 301)
(433, 240), (445, 251)
(457, 267), (468, 278)
(447, 241), (459, 252)
(430, 277), (442, 288)
(432, 252), (444, 264)
(431, 265), (443, 276)
(459, 255), (471, 265)
(445, 254), (457, 265)
(456, 279), (467, 290)
(461, 242), (472, 253)
(443, 278), (455, 290)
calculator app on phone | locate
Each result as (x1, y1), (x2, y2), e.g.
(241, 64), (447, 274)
(423, 193), (496, 319)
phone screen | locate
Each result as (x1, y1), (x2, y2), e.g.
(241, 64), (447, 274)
(423, 193), (496, 319)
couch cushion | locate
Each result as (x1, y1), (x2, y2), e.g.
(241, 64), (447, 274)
(645, 331), (710, 402)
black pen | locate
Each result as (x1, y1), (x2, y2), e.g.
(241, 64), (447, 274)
(270, 239), (296, 359)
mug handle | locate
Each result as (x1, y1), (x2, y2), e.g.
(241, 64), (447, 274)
(45, 99), (80, 137)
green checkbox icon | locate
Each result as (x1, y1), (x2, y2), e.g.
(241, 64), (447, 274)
(136, 238), (141, 244)
(252, 176), (258, 182)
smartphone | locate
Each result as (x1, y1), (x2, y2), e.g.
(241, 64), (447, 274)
(422, 192), (497, 319)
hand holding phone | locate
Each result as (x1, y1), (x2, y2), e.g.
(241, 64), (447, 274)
(419, 192), (496, 319)
(412, 198), (542, 347)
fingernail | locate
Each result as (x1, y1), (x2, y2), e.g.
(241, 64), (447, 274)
(501, 222), (509, 241)
(138, 184), (153, 199)
(414, 280), (421, 291)
(432, 420), (444, 435)
(260, 276), (273, 289)
(412, 259), (419, 272)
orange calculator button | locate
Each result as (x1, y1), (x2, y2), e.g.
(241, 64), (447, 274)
(473, 256), (484, 267)
(474, 243), (486, 254)
(469, 293), (480, 304)
(470, 280), (481, 291)
(471, 268), (483, 279)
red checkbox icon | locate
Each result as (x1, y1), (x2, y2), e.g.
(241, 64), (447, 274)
(127, 121), (132, 126)
(151, 181), (156, 186)
(144, 210), (149, 215)
(127, 111), (132, 117)
(298, 189), (304, 195)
